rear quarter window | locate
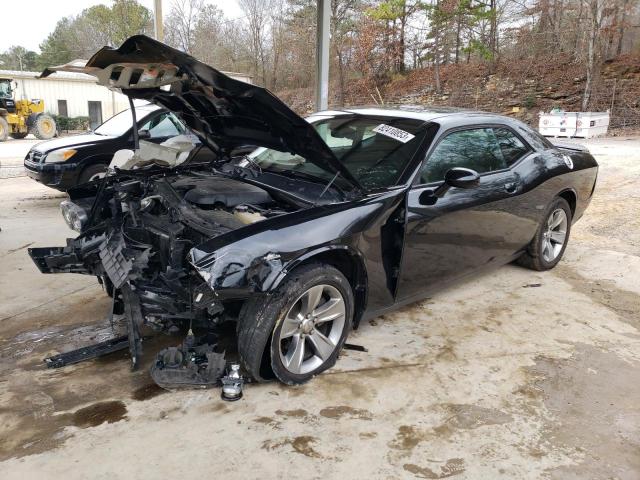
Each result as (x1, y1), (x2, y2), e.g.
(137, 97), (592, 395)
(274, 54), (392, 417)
(513, 121), (552, 150)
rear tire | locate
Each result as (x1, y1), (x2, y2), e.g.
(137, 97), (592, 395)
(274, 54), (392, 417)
(32, 114), (56, 140)
(517, 197), (572, 271)
(237, 263), (353, 385)
(0, 117), (8, 141)
(79, 163), (108, 184)
(10, 131), (28, 139)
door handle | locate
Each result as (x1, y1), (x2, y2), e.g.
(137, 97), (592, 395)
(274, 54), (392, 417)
(504, 182), (518, 194)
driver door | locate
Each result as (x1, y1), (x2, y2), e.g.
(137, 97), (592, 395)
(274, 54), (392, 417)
(396, 126), (532, 301)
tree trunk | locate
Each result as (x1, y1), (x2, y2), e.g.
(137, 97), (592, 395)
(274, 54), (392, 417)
(575, 1), (584, 60)
(336, 48), (345, 107)
(455, 11), (461, 64)
(434, 27), (441, 94)
(605, 4), (619, 59)
(556, 0), (565, 51)
(398, 4), (406, 73)
(616, 0), (629, 55)
(489, 0), (497, 59)
(582, 0), (601, 111)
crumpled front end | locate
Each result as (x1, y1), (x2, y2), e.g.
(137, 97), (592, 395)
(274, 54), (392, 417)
(29, 169), (293, 356)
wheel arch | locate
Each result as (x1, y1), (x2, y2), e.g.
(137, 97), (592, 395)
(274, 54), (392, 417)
(77, 155), (111, 181)
(272, 245), (368, 328)
(557, 188), (577, 218)
(26, 112), (39, 127)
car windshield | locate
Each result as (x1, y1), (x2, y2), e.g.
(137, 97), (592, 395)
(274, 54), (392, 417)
(94, 107), (156, 136)
(248, 115), (427, 190)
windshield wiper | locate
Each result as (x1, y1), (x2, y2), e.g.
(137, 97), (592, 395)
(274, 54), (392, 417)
(273, 167), (346, 194)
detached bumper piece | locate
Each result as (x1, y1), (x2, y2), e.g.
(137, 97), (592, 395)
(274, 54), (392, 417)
(150, 341), (226, 390)
(45, 335), (129, 368)
(28, 235), (105, 274)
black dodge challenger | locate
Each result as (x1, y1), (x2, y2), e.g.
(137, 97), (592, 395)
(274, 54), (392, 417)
(30, 36), (598, 386)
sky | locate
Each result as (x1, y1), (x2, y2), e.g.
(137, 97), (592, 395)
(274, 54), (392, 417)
(0, 0), (244, 53)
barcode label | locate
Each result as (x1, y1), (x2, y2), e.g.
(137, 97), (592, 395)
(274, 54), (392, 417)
(372, 124), (415, 143)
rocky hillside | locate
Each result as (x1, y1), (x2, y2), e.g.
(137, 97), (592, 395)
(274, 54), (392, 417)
(278, 54), (640, 131)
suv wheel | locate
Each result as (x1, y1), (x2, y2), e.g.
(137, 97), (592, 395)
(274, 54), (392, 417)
(79, 164), (108, 184)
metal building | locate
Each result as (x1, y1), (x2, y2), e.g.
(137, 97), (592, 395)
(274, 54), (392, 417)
(0, 69), (253, 129)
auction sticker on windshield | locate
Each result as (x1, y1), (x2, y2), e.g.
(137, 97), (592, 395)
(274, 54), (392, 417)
(372, 124), (415, 143)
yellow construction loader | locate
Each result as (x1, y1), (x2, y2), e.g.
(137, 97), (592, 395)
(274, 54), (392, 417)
(0, 77), (56, 141)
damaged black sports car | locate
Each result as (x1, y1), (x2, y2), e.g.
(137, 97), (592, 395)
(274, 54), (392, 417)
(30, 35), (598, 386)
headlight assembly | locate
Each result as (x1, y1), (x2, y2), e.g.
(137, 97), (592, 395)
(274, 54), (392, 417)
(44, 149), (77, 163)
(60, 200), (88, 232)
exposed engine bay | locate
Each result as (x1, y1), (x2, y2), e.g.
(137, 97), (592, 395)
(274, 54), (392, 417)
(30, 168), (296, 383)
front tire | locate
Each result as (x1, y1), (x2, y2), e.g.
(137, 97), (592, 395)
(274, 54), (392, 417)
(32, 114), (56, 140)
(237, 263), (353, 385)
(517, 197), (572, 271)
(78, 163), (108, 184)
(0, 117), (9, 141)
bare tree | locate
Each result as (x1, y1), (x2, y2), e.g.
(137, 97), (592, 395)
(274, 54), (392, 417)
(192, 5), (225, 65)
(164, 0), (205, 53)
(582, 0), (605, 111)
(239, 0), (272, 86)
(331, 0), (360, 106)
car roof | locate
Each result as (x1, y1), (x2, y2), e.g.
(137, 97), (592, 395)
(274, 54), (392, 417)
(135, 103), (162, 114)
(312, 106), (551, 151)
(316, 105), (516, 126)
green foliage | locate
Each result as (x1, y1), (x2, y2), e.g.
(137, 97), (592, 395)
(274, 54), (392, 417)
(36, 17), (76, 70)
(368, 0), (410, 21)
(463, 39), (493, 60)
(0, 46), (39, 71)
(53, 116), (90, 131)
(524, 95), (537, 109)
(109, 0), (153, 46)
(33, 0), (152, 71)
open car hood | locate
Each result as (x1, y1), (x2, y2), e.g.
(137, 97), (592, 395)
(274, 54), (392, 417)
(41, 35), (361, 189)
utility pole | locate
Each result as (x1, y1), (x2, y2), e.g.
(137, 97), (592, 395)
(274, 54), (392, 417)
(315, 0), (330, 111)
(154, 0), (164, 42)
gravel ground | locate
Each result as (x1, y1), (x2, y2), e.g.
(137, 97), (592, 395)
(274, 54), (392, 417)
(0, 136), (639, 479)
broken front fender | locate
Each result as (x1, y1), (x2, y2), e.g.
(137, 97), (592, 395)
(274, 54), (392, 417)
(189, 190), (404, 298)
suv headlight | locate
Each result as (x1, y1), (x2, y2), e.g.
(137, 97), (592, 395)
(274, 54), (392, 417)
(60, 200), (88, 232)
(44, 149), (77, 163)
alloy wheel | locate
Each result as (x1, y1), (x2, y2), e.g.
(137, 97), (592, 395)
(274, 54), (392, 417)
(542, 208), (568, 262)
(278, 284), (346, 375)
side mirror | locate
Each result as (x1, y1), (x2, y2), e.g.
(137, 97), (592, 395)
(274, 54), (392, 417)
(444, 167), (480, 189)
(138, 129), (151, 140)
(419, 167), (480, 205)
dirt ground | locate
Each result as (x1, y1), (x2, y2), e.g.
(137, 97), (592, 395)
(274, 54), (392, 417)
(0, 136), (639, 479)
